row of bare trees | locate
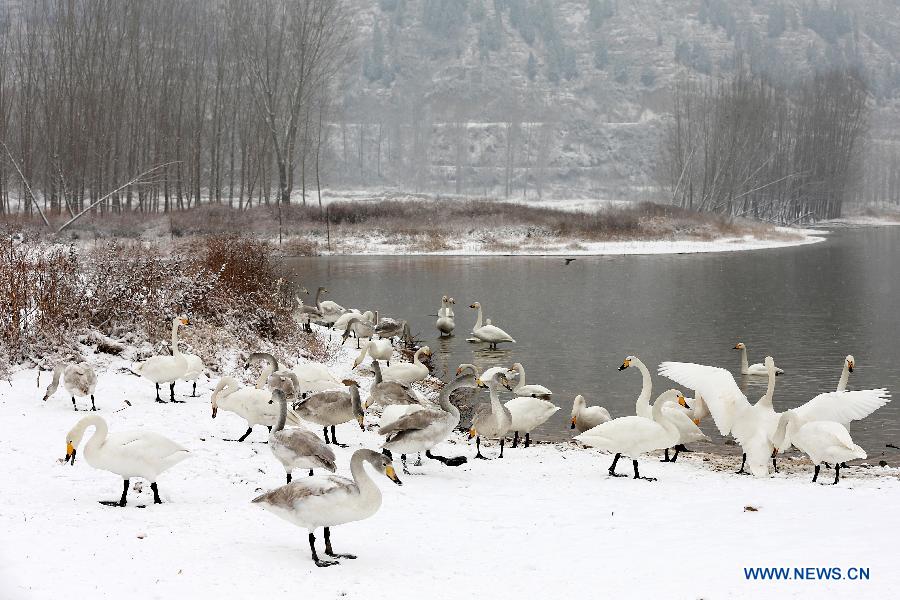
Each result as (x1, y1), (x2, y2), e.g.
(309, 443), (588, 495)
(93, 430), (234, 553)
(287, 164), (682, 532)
(0, 0), (352, 218)
(659, 67), (869, 222)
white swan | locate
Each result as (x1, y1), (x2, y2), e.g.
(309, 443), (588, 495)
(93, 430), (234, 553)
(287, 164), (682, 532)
(293, 380), (365, 446)
(381, 346), (431, 384)
(332, 309), (365, 332)
(352, 338), (393, 368)
(734, 342), (784, 376)
(837, 355), (855, 392)
(508, 362), (552, 399)
(618, 355), (653, 419)
(436, 295), (455, 336)
(210, 376), (302, 442)
(317, 288), (346, 323)
(181, 351), (205, 397)
(783, 388), (890, 445)
(655, 391), (710, 462)
(468, 371), (513, 459)
(269, 390), (337, 483)
(575, 389), (683, 481)
(291, 361), (342, 396)
(570, 394), (612, 433)
(468, 302), (515, 349)
(772, 409), (867, 484)
(504, 396), (560, 448)
(659, 357), (781, 476)
(42, 362), (98, 411)
(135, 316), (190, 403)
(63, 414), (189, 506)
(252, 449), (402, 567)
(379, 373), (477, 472)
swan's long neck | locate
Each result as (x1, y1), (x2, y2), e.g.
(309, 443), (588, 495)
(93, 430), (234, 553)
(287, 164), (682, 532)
(837, 363), (850, 392)
(255, 362), (275, 390)
(514, 364), (526, 389)
(772, 411), (798, 451)
(758, 365), (776, 408)
(413, 348), (425, 366)
(314, 288), (323, 310)
(373, 360), (383, 384)
(439, 376), (472, 418)
(272, 391), (287, 434)
(71, 415), (108, 458)
(740, 347), (749, 373)
(473, 305), (483, 330)
(170, 319), (183, 358)
(350, 452), (382, 504)
(634, 358), (652, 417)
(44, 364), (64, 398)
(211, 378), (236, 409)
(651, 393), (680, 438)
(488, 384), (503, 417)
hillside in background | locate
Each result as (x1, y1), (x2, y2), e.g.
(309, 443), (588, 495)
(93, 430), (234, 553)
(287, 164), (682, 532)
(329, 0), (900, 201)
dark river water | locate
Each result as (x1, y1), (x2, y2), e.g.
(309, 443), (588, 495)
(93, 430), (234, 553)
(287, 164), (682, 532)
(283, 227), (900, 459)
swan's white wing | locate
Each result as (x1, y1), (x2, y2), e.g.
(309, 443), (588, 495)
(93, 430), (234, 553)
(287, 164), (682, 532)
(657, 362), (749, 436)
(792, 389), (890, 426)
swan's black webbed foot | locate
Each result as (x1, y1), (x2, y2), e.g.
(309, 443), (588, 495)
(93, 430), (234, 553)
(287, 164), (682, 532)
(151, 482), (162, 504)
(633, 460), (656, 482)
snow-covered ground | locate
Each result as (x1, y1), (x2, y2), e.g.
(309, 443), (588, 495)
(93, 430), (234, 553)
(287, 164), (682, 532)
(2, 327), (898, 599)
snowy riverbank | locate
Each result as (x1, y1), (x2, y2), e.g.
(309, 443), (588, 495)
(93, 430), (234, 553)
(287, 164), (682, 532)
(2, 327), (898, 599)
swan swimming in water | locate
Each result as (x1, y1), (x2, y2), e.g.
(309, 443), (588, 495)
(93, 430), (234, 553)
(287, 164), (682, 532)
(436, 295), (455, 337)
(734, 342), (784, 376)
(63, 414), (189, 506)
(252, 448), (402, 567)
(507, 362), (552, 399)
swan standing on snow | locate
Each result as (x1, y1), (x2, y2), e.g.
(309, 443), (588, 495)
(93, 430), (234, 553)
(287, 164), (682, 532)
(508, 363), (552, 399)
(655, 392), (710, 462)
(135, 316), (190, 403)
(570, 395), (612, 433)
(63, 414), (189, 506)
(269, 390), (337, 482)
(353, 337), (393, 368)
(468, 302), (515, 349)
(734, 342), (784, 376)
(42, 362), (98, 411)
(211, 376), (302, 441)
(291, 361), (342, 397)
(379, 373), (477, 472)
(469, 371), (513, 459)
(504, 396), (560, 448)
(575, 389), (684, 481)
(381, 346), (431, 384)
(365, 361), (424, 409)
(772, 409), (869, 484)
(293, 380), (365, 446)
(341, 316), (376, 349)
(659, 357), (782, 476)
(436, 295), (455, 337)
(837, 355), (855, 392)
(252, 449), (402, 567)
(180, 351), (205, 397)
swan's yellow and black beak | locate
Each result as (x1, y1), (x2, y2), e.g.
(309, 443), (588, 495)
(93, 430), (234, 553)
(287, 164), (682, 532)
(733, 344), (741, 350)
(570, 416), (577, 430)
(180, 317), (190, 326)
(385, 465), (402, 486)
(618, 359), (631, 371)
(678, 395), (688, 408)
(500, 375), (513, 391)
(364, 399), (373, 410)
(693, 418), (701, 426)
(848, 361), (854, 373)
(475, 378), (485, 388)
(455, 367), (462, 376)
(357, 415), (365, 430)
(469, 304), (477, 309)
(468, 427), (477, 439)
(64, 441), (76, 465)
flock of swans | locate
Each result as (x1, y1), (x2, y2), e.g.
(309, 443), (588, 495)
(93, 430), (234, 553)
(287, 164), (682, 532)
(42, 288), (892, 567)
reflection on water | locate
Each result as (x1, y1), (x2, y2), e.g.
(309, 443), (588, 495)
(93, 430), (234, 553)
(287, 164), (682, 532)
(283, 228), (900, 458)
